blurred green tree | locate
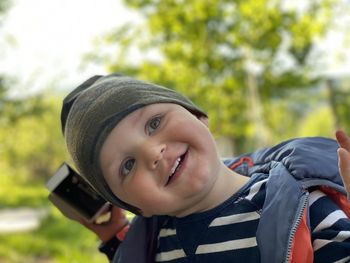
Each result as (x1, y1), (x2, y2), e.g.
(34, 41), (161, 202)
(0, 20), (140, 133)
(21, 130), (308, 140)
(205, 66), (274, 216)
(0, 0), (9, 12)
(326, 78), (350, 132)
(0, 0), (45, 126)
(0, 95), (68, 182)
(0, 0), (11, 91)
(90, 0), (348, 152)
(0, 0), (68, 182)
(0, 78), (46, 125)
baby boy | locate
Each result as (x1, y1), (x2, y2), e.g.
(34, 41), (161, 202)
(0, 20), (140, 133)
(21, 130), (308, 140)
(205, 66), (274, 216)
(62, 74), (350, 263)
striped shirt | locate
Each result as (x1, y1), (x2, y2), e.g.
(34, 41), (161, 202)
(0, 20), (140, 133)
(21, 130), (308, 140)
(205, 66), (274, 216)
(155, 176), (350, 262)
(309, 189), (350, 262)
(155, 174), (267, 262)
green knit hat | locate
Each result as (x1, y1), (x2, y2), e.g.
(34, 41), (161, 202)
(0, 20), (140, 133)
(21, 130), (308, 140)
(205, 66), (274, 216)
(61, 73), (207, 214)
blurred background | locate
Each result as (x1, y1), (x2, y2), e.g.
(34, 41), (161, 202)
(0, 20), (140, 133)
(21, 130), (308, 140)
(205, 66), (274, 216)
(0, 0), (349, 262)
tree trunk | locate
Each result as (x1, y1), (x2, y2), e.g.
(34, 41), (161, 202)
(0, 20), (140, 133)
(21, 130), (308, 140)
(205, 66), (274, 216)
(246, 71), (269, 148)
(326, 78), (340, 129)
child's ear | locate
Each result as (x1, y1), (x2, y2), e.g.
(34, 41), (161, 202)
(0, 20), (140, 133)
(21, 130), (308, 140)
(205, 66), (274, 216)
(198, 116), (209, 127)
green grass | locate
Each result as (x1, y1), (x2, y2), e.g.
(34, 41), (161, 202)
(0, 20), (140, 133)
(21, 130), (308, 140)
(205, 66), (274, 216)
(0, 177), (108, 263)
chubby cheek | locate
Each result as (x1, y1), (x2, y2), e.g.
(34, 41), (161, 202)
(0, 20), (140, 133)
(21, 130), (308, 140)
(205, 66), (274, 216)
(122, 178), (162, 213)
(184, 145), (221, 193)
(186, 162), (217, 193)
(126, 178), (180, 216)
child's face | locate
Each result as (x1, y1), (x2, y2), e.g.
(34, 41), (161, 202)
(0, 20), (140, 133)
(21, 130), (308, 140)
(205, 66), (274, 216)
(99, 103), (222, 217)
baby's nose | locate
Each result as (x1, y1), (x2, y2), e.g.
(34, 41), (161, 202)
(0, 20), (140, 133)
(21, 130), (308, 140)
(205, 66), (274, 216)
(145, 143), (167, 168)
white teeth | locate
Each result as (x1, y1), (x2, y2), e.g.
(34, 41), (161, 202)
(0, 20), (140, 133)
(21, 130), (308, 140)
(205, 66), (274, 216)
(170, 157), (181, 175)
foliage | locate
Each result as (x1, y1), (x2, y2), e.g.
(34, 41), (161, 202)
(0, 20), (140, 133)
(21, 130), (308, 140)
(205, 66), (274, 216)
(87, 0), (350, 152)
(0, 95), (69, 182)
(0, 0), (10, 14)
(298, 105), (334, 137)
(329, 78), (350, 132)
(0, 0), (13, 103)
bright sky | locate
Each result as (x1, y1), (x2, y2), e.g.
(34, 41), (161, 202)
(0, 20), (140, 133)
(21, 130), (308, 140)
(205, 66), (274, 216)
(0, 0), (349, 97)
(0, 0), (140, 96)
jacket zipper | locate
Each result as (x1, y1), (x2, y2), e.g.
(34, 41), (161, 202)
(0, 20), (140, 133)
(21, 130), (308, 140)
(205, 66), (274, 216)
(284, 190), (309, 263)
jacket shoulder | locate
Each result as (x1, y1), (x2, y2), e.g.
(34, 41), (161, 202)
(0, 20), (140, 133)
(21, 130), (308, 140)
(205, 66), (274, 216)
(228, 137), (342, 186)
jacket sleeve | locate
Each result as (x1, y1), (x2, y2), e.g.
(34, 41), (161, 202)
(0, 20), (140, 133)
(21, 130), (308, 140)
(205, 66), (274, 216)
(308, 188), (350, 262)
(112, 216), (159, 263)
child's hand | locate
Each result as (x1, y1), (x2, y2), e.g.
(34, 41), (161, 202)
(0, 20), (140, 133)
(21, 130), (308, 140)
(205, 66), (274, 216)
(336, 130), (350, 199)
(79, 205), (129, 242)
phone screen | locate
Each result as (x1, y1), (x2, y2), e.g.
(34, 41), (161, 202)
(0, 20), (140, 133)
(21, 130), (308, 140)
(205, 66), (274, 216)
(46, 163), (108, 221)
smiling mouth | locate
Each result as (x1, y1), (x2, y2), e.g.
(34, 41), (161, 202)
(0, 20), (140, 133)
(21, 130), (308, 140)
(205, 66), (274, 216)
(165, 150), (188, 186)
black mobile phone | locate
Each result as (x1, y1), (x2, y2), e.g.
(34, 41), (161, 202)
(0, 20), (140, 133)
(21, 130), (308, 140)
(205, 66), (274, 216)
(46, 163), (110, 223)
